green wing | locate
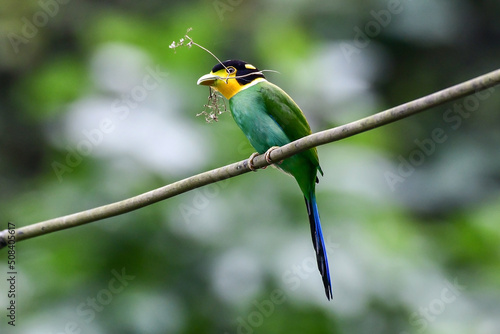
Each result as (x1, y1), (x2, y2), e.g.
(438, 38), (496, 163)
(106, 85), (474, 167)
(259, 81), (323, 174)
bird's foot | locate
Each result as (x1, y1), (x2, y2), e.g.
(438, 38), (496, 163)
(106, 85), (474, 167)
(264, 146), (282, 165)
(247, 152), (260, 171)
(248, 146), (282, 171)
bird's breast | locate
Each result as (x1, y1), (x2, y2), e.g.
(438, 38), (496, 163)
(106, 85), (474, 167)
(229, 86), (290, 154)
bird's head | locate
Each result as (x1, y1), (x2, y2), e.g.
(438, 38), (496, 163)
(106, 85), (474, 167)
(197, 60), (266, 99)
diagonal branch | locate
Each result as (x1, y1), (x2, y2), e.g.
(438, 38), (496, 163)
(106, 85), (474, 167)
(1, 68), (500, 249)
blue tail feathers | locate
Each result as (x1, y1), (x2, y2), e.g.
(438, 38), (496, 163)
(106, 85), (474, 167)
(305, 194), (333, 300)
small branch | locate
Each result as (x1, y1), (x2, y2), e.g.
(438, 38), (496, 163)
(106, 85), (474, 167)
(1, 68), (500, 249)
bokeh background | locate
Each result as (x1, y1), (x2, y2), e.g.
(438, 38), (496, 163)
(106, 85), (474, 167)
(1, 0), (500, 333)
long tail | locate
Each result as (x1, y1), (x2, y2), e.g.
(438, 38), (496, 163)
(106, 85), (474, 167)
(305, 193), (333, 300)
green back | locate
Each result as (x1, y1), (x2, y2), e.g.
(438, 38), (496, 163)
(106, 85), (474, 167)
(229, 80), (323, 194)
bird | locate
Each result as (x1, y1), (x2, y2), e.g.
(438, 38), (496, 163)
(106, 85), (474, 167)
(197, 60), (332, 300)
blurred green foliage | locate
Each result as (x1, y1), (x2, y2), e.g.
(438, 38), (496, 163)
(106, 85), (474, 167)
(1, 0), (500, 333)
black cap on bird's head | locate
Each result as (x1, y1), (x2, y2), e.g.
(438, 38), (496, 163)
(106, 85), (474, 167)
(197, 60), (266, 99)
(210, 60), (265, 85)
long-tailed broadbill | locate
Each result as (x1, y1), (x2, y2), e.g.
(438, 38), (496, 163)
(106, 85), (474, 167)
(197, 60), (332, 300)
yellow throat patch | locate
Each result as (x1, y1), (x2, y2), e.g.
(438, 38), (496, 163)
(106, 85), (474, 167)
(210, 67), (243, 99)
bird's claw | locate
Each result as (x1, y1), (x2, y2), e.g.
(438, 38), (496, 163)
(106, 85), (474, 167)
(264, 146), (281, 165)
(247, 152), (259, 171)
(248, 146), (281, 171)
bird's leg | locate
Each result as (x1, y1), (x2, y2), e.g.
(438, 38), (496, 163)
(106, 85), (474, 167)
(247, 152), (260, 171)
(264, 146), (282, 165)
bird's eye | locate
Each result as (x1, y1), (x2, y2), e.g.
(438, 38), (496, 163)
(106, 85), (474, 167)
(226, 67), (236, 75)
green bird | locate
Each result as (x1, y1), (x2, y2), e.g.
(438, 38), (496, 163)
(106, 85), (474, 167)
(197, 60), (332, 300)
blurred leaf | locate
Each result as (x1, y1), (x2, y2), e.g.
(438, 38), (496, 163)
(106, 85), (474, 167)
(14, 56), (88, 120)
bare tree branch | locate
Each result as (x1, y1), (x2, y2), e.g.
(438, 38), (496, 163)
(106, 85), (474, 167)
(1, 68), (500, 249)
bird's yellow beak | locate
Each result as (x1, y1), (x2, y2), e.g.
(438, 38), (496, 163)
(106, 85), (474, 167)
(197, 73), (218, 86)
